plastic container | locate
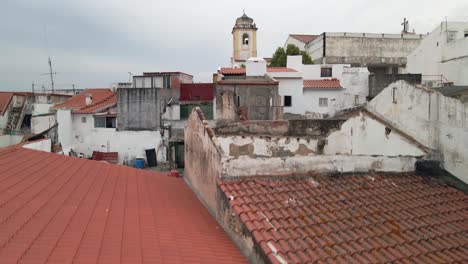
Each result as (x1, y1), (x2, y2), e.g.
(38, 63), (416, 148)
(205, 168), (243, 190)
(134, 158), (145, 169)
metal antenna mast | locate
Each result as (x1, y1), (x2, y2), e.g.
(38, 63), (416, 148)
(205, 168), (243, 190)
(42, 25), (57, 93)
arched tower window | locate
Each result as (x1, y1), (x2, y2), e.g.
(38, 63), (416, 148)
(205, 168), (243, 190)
(242, 33), (249, 45)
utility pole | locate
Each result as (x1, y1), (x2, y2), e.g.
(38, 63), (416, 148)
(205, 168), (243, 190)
(32, 82), (35, 103)
(48, 57), (55, 93)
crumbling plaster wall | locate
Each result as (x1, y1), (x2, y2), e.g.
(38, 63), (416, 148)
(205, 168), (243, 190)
(217, 135), (318, 158)
(222, 155), (418, 177)
(367, 81), (468, 183)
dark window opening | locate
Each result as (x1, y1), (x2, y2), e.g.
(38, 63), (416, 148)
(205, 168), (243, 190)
(94, 116), (116, 128)
(465, 32), (468, 38)
(163, 76), (171, 89)
(284, 96), (292, 107)
(320, 67), (332, 77)
(242, 33), (249, 45)
(392, 87), (397, 104)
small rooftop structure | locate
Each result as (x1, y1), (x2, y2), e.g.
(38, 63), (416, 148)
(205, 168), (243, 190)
(0, 146), (246, 263)
(52, 89), (116, 114)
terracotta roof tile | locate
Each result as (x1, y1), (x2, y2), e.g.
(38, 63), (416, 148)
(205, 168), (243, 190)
(219, 173), (468, 263)
(218, 67), (297, 75)
(53, 89), (116, 114)
(303, 79), (342, 89)
(289, 34), (319, 43)
(0, 147), (246, 263)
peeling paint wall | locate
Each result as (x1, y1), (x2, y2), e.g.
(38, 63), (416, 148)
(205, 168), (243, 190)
(367, 81), (468, 183)
(184, 108), (224, 211)
(222, 155), (418, 177)
(217, 135), (318, 158)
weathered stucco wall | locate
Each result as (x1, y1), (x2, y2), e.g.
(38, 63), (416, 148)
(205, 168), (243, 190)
(117, 88), (161, 131)
(23, 139), (51, 152)
(367, 81), (468, 183)
(324, 112), (426, 156)
(215, 119), (345, 138)
(184, 108), (224, 211)
(217, 135), (318, 158)
(222, 155), (418, 177)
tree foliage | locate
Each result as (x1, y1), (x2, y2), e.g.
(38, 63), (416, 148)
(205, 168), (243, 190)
(269, 44), (313, 67)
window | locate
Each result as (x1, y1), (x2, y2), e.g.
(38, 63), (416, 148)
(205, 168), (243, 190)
(319, 98), (328, 107)
(284, 96), (292, 107)
(81, 116), (87, 123)
(447, 31), (457, 42)
(320, 67), (332, 77)
(163, 75), (171, 89)
(465, 31), (468, 38)
(242, 33), (249, 45)
(392, 87), (397, 104)
(94, 116), (116, 128)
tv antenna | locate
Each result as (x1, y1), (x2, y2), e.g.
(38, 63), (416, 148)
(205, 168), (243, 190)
(41, 25), (58, 93)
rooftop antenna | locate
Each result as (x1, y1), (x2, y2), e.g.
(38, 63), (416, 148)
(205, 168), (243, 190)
(401, 18), (409, 34)
(41, 25), (57, 93)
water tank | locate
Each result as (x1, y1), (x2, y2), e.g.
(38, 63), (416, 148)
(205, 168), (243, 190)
(134, 158), (145, 169)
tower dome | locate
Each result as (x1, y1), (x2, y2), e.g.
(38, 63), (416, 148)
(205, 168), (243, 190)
(235, 13), (254, 25)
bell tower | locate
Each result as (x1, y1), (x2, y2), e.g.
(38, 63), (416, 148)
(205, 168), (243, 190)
(231, 11), (258, 67)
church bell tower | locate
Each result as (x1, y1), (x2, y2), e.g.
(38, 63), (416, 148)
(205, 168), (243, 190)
(231, 12), (258, 67)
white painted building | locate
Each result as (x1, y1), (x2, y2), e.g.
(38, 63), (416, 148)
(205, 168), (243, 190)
(367, 80), (468, 183)
(54, 89), (166, 164)
(286, 56), (369, 116)
(407, 21), (468, 87)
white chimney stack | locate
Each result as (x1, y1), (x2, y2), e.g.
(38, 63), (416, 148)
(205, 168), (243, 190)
(246, 57), (267, 77)
(85, 94), (92, 106)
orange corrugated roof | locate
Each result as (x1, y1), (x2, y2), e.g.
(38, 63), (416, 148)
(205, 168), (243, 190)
(0, 147), (247, 263)
(303, 79), (342, 89)
(219, 173), (468, 263)
(218, 67), (297, 75)
(53, 89), (116, 114)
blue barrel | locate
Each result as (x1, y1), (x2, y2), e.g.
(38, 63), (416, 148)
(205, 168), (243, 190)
(134, 158), (145, 169)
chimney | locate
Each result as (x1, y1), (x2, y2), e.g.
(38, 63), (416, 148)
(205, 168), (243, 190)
(246, 57), (266, 77)
(85, 94), (92, 106)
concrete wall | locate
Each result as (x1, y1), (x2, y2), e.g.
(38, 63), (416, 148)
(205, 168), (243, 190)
(367, 81), (468, 183)
(31, 114), (56, 134)
(322, 33), (424, 67)
(407, 22), (468, 86)
(23, 139), (51, 152)
(117, 88), (161, 131)
(215, 83), (282, 121)
(0, 135), (23, 147)
(368, 74), (422, 98)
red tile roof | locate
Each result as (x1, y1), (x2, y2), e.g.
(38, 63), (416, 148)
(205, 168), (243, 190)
(53, 89), (116, 114)
(304, 79), (342, 89)
(219, 173), (468, 263)
(290, 34), (319, 43)
(218, 67), (297, 76)
(180, 83), (214, 101)
(0, 92), (14, 116)
(0, 147), (246, 263)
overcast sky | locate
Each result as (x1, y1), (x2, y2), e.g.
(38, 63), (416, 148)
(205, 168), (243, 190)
(1, 0), (467, 91)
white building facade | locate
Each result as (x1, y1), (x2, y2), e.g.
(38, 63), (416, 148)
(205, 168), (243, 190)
(407, 21), (468, 87)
